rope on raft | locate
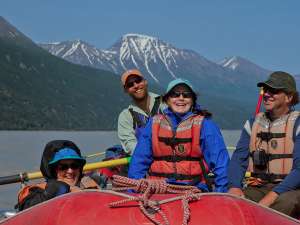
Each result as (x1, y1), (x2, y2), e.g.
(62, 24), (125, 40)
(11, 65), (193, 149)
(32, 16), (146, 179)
(109, 175), (203, 225)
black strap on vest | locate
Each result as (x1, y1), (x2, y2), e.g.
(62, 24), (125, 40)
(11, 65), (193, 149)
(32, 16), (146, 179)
(250, 152), (293, 161)
(158, 137), (192, 146)
(153, 155), (200, 162)
(268, 153), (293, 160)
(257, 132), (286, 142)
(129, 96), (162, 130)
(151, 156), (213, 191)
(148, 172), (199, 180)
(150, 96), (162, 116)
(251, 172), (287, 182)
(198, 159), (213, 192)
(129, 108), (147, 129)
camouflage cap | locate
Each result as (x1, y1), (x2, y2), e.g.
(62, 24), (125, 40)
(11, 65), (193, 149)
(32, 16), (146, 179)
(257, 71), (297, 93)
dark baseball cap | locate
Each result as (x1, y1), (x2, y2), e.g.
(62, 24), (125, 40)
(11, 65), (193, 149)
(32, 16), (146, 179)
(257, 71), (297, 93)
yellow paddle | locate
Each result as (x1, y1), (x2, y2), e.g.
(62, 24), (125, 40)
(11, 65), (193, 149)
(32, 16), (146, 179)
(0, 146), (245, 185)
(0, 157), (131, 185)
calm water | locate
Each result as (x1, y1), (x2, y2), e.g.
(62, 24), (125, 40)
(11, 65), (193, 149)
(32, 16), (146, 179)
(0, 130), (240, 210)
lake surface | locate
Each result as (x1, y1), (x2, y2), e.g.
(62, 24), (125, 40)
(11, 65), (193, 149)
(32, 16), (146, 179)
(0, 130), (241, 210)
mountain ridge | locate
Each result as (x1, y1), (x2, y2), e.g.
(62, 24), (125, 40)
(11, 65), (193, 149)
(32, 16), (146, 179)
(2, 16), (299, 130)
(43, 33), (273, 105)
(0, 17), (133, 130)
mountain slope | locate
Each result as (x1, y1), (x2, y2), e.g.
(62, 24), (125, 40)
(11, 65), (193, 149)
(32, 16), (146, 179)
(0, 17), (130, 130)
(3, 16), (291, 129)
(219, 56), (270, 79)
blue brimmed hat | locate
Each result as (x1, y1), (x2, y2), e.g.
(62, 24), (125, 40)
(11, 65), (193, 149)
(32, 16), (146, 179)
(165, 78), (195, 94)
(49, 148), (86, 165)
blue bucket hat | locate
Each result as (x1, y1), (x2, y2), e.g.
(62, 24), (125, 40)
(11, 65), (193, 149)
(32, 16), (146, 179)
(49, 148), (86, 165)
(165, 78), (195, 94)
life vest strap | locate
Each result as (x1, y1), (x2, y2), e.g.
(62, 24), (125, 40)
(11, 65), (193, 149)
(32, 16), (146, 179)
(148, 172), (199, 180)
(251, 172), (287, 182)
(268, 153), (293, 160)
(250, 152), (293, 161)
(158, 137), (192, 146)
(153, 155), (200, 162)
(129, 108), (148, 129)
(150, 96), (162, 116)
(257, 132), (286, 142)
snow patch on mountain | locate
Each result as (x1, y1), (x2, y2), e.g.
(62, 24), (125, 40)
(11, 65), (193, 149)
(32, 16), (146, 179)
(39, 33), (270, 89)
(219, 56), (270, 78)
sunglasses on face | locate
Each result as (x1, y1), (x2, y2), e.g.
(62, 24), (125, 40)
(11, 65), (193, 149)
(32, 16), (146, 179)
(263, 87), (282, 95)
(169, 91), (193, 98)
(125, 76), (144, 89)
(57, 162), (81, 171)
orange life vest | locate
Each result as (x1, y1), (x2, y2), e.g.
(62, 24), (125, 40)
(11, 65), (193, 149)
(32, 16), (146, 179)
(17, 183), (47, 206)
(149, 114), (210, 184)
(18, 176), (99, 205)
(247, 111), (299, 184)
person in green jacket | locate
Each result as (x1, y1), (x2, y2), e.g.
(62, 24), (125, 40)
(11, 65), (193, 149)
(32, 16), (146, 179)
(117, 69), (165, 154)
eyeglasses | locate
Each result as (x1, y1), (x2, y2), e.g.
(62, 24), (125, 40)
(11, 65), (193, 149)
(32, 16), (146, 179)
(125, 76), (144, 89)
(57, 162), (81, 171)
(169, 91), (193, 98)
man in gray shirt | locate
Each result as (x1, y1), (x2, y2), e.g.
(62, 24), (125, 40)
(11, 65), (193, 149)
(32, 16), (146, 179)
(117, 69), (164, 154)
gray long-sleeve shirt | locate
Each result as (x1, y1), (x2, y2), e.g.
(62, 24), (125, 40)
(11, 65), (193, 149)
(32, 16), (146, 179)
(117, 92), (165, 154)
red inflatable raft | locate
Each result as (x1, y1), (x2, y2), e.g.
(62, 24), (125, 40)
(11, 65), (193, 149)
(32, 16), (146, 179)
(1, 190), (299, 225)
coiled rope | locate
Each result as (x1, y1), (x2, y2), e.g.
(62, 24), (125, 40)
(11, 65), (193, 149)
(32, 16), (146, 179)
(109, 175), (202, 225)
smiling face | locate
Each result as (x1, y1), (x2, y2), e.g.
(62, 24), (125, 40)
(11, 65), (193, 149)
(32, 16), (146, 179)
(55, 159), (81, 186)
(166, 84), (194, 114)
(263, 87), (292, 118)
(125, 75), (148, 101)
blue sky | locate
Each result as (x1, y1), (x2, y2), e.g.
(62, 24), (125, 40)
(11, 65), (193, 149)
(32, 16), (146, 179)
(1, 0), (300, 74)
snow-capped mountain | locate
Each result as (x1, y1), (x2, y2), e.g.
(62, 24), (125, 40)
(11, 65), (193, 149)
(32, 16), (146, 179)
(40, 40), (119, 74)
(40, 34), (234, 86)
(40, 33), (271, 103)
(2, 15), (299, 129)
(219, 56), (270, 79)
(109, 34), (221, 84)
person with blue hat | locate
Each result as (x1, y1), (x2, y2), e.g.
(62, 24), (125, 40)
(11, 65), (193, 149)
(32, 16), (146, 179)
(128, 78), (229, 192)
(88, 145), (130, 188)
(17, 140), (99, 211)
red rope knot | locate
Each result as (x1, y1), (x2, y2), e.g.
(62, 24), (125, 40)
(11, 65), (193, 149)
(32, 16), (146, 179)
(110, 176), (203, 225)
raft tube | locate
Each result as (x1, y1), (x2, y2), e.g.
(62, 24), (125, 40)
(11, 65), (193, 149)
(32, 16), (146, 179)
(1, 191), (299, 225)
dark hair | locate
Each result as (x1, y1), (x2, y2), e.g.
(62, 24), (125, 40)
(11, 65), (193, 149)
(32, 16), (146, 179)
(163, 90), (212, 118)
(289, 91), (299, 106)
(40, 140), (84, 179)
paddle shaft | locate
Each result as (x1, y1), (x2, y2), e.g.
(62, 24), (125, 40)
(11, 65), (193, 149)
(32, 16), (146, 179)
(255, 88), (264, 115)
(0, 157), (131, 185)
(0, 147), (244, 185)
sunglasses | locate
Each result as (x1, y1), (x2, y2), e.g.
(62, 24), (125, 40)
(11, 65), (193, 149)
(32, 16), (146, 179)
(263, 87), (282, 95)
(125, 76), (144, 89)
(169, 91), (193, 98)
(57, 162), (81, 171)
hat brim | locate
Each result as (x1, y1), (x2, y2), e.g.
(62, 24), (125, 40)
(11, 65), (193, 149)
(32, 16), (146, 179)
(121, 69), (143, 86)
(49, 156), (86, 165)
(166, 79), (195, 94)
(257, 81), (286, 90)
